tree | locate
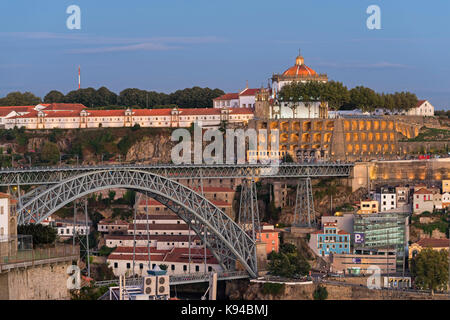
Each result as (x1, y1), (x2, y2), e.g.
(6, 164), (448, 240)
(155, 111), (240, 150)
(411, 248), (448, 293)
(313, 285), (328, 300)
(40, 141), (60, 164)
(44, 90), (65, 103)
(18, 224), (57, 246)
(123, 190), (136, 206)
(268, 243), (311, 278)
(0, 91), (41, 106)
(322, 81), (350, 112)
(349, 86), (379, 112)
(108, 190), (116, 203)
(95, 87), (118, 106)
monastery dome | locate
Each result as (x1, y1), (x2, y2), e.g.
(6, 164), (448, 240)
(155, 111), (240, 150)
(282, 55), (317, 77)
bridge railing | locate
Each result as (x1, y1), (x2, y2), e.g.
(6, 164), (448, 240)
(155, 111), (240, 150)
(0, 243), (79, 270)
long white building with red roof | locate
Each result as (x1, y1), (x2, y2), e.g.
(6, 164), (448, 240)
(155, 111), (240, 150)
(2, 103), (253, 129)
(213, 86), (260, 109)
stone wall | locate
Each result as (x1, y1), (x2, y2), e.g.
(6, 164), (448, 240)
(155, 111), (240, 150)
(249, 118), (421, 162)
(230, 280), (450, 300)
(0, 261), (73, 300)
(352, 158), (450, 191)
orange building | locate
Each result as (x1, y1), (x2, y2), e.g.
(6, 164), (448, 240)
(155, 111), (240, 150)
(258, 224), (279, 254)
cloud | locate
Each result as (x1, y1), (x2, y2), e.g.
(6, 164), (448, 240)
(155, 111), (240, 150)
(66, 42), (177, 54)
(314, 61), (412, 69)
(0, 32), (223, 54)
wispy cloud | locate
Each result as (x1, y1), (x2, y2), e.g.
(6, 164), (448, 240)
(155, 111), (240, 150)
(67, 42), (176, 54)
(314, 61), (412, 69)
(0, 32), (224, 54)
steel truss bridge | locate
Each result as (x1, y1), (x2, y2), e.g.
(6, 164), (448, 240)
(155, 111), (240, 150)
(0, 163), (353, 278)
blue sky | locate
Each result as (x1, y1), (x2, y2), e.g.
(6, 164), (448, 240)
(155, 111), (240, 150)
(1, 0), (450, 110)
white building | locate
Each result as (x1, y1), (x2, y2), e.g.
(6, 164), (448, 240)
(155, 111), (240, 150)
(5, 105), (254, 130)
(0, 192), (17, 241)
(107, 247), (222, 277)
(373, 100), (434, 117)
(213, 87), (259, 109)
(374, 187), (397, 212)
(55, 219), (91, 237)
(406, 100), (434, 116)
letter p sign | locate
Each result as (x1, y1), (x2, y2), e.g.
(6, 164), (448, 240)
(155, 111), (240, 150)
(366, 5), (381, 30)
(66, 5), (81, 30)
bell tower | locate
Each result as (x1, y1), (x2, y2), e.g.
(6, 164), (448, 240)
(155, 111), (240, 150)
(254, 87), (270, 119)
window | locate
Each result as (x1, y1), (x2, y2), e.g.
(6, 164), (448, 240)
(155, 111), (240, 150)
(126, 263), (131, 269)
(114, 262), (118, 268)
(195, 266), (200, 272)
(139, 263), (143, 269)
(171, 265), (175, 271)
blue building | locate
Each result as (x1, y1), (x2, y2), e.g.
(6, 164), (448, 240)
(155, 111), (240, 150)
(309, 222), (350, 257)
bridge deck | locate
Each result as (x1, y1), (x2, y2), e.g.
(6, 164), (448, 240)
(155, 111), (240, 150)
(0, 163), (353, 186)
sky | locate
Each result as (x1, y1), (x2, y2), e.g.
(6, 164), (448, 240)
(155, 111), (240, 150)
(1, 0), (450, 110)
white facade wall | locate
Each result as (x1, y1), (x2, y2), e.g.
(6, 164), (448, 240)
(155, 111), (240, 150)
(413, 193), (434, 214)
(57, 225), (90, 237)
(128, 229), (193, 236)
(214, 99), (239, 108)
(239, 95), (255, 109)
(5, 109), (253, 130)
(0, 198), (9, 239)
(108, 257), (222, 277)
(271, 102), (324, 119)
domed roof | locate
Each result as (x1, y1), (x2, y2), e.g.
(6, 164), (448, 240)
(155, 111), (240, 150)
(282, 55), (317, 77)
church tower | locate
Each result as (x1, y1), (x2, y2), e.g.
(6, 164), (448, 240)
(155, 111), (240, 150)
(254, 87), (270, 119)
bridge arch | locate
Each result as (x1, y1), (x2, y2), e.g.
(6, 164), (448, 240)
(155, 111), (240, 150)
(17, 169), (257, 277)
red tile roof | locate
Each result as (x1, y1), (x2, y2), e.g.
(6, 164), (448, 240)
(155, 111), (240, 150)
(213, 93), (239, 101)
(414, 188), (433, 195)
(239, 88), (259, 96)
(415, 100), (427, 108)
(416, 238), (449, 248)
(133, 109), (172, 116)
(43, 103), (86, 111)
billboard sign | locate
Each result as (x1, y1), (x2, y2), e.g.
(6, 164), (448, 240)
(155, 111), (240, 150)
(354, 233), (365, 244)
(352, 258), (361, 264)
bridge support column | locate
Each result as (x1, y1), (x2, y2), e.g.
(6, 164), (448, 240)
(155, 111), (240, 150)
(208, 272), (217, 300)
(72, 198), (90, 277)
(238, 178), (261, 241)
(293, 178), (316, 227)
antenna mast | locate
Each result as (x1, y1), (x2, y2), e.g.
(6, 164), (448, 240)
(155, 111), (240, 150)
(78, 66), (81, 90)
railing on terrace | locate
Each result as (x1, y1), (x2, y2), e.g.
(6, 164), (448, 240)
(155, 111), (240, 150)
(0, 243), (79, 267)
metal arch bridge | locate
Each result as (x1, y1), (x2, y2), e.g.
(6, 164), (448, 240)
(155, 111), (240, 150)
(2, 163), (353, 278)
(0, 162), (353, 186)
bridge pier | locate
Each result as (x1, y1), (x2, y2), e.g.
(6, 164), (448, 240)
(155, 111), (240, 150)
(293, 178), (317, 227)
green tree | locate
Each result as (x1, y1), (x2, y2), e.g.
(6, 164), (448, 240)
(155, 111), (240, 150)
(123, 190), (136, 206)
(44, 90), (65, 103)
(40, 141), (60, 164)
(411, 248), (448, 293)
(18, 224), (57, 246)
(0, 91), (41, 106)
(108, 190), (116, 203)
(349, 86), (379, 112)
(313, 285), (328, 300)
(268, 243), (311, 278)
